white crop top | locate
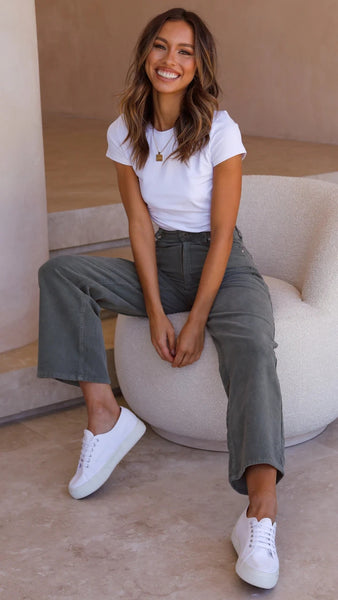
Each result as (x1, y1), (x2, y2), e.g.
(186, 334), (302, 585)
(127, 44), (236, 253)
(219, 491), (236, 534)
(106, 110), (246, 232)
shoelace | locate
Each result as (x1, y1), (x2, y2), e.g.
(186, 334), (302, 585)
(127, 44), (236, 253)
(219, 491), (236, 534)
(249, 520), (276, 557)
(78, 436), (99, 470)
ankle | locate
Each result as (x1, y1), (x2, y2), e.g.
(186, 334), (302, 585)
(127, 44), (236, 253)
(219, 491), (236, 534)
(87, 403), (121, 435)
(247, 492), (277, 522)
(80, 382), (121, 434)
(245, 464), (278, 521)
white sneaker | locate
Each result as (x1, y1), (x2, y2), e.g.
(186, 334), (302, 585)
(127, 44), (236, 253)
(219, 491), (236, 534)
(68, 407), (146, 499)
(231, 508), (279, 589)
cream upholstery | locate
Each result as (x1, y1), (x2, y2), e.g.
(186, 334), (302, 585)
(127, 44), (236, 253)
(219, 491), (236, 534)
(115, 176), (338, 450)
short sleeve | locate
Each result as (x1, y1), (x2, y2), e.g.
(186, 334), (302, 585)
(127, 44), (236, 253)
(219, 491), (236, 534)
(210, 111), (247, 166)
(106, 115), (132, 166)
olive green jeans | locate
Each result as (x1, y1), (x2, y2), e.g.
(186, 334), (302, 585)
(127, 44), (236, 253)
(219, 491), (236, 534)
(38, 227), (285, 494)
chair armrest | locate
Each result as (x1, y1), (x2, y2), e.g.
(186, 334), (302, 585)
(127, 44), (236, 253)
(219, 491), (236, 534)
(302, 209), (338, 316)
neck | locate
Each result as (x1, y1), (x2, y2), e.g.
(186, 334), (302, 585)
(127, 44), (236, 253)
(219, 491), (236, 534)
(152, 91), (183, 131)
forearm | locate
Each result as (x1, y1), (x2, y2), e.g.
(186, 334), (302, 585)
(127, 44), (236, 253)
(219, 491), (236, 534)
(188, 230), (233, 326)
(129, 220), (176, 363)
(129, 221), (164, 318)
(171, 231), (233, 368)
(187, 155), (242, 328)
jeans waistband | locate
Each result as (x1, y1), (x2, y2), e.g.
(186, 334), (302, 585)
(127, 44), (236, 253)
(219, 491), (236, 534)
(155, 227), (242, 243)
(155, 228), (211, 243)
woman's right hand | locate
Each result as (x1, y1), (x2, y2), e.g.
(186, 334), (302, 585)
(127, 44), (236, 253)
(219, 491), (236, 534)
(149, 313), (176, 363)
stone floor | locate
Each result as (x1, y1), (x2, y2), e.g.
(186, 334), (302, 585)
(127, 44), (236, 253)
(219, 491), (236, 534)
(1, 395), (337, 599)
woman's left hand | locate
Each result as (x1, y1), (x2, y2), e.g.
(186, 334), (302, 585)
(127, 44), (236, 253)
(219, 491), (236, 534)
(172, 319), (205, 368)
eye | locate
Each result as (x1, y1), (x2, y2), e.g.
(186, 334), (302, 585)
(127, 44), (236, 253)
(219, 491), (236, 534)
(178, 49), (194, 56)
(153, 43), (166, 51)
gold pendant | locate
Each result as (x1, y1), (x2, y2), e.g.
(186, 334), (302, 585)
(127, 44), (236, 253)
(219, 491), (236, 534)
(156, 152), (163, 162)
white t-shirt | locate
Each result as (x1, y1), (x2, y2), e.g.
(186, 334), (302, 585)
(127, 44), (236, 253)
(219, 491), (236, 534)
(106, 110), (246, 232)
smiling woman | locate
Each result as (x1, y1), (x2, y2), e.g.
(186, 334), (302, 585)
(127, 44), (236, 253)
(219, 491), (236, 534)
(37, 7), (284, 590)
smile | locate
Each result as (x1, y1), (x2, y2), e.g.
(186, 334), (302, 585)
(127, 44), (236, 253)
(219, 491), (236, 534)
(156, 69), (180, 80)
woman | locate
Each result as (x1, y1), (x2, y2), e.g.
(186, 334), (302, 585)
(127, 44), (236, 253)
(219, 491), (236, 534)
(38, 8), (284, 589)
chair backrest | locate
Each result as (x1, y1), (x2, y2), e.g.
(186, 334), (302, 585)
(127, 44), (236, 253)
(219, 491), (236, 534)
(237, 175), (338, 291)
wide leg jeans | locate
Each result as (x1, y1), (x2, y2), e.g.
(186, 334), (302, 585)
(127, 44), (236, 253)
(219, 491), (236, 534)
(38, 227), (285, 494)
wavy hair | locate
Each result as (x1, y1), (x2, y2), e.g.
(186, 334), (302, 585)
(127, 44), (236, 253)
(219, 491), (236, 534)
(120, 8), (220, 169)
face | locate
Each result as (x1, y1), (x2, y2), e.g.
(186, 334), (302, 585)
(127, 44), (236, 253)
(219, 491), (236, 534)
(145, 20), (196, 99)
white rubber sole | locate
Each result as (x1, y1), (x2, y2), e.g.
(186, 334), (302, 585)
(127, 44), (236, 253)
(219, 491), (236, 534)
(69, 419), (146, 499)
(231, 530), (279, 589)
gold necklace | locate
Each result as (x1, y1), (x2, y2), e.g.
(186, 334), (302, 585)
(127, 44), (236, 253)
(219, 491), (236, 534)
(152, 128), (174, 162)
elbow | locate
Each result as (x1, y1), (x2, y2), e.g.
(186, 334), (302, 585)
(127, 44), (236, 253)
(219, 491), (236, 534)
(129, 219), (154, 242)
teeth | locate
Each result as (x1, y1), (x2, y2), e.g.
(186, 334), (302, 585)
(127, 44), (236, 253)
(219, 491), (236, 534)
(157, 70), (179, 80)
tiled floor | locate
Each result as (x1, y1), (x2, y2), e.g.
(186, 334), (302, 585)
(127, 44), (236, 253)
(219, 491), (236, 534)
(1, 397), (337, 599)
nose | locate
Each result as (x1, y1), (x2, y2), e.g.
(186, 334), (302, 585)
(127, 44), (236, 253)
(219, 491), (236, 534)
(164, 46), (177, 66)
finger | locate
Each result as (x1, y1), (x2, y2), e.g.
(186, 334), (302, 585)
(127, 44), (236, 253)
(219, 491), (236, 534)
(151, 335), (168, 361)
(179, 348), (203, 367)
(172, 350), (186, 368)
(152, 342), (166, 361)
(179, 353), (194, 367)
(167, 327), (176, 357)
(157, 340), (174, 362)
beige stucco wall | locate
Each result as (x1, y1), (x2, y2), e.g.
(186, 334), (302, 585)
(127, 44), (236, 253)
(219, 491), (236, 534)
(35, 0), (338, 144)
(0, 0), (49, 352)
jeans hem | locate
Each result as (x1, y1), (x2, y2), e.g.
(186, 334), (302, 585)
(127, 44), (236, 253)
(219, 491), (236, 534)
(229, 457), (285, 496)
(37, 370), (111, 387)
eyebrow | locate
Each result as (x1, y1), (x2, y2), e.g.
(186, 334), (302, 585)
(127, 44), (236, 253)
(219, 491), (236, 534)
(155, 36), (195, 49)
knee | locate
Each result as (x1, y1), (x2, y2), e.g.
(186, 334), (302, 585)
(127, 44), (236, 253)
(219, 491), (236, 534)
(38, 255), (73, 285)
(224, 328), (275, 365)
(239, 330), (276, 368)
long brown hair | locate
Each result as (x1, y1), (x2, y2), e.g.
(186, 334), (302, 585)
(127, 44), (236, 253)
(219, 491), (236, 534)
(120, 8), (220, 169)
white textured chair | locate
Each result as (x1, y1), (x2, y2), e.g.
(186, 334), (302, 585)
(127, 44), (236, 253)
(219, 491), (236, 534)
(115, 175), (338, 450)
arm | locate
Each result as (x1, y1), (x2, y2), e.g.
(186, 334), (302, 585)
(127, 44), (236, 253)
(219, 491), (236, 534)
(113, 162), (176, 362)
(172, 154), (243, 367)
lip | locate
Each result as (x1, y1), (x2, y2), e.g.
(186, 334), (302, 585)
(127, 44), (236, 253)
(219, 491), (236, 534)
(155, 68), (180, 81)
